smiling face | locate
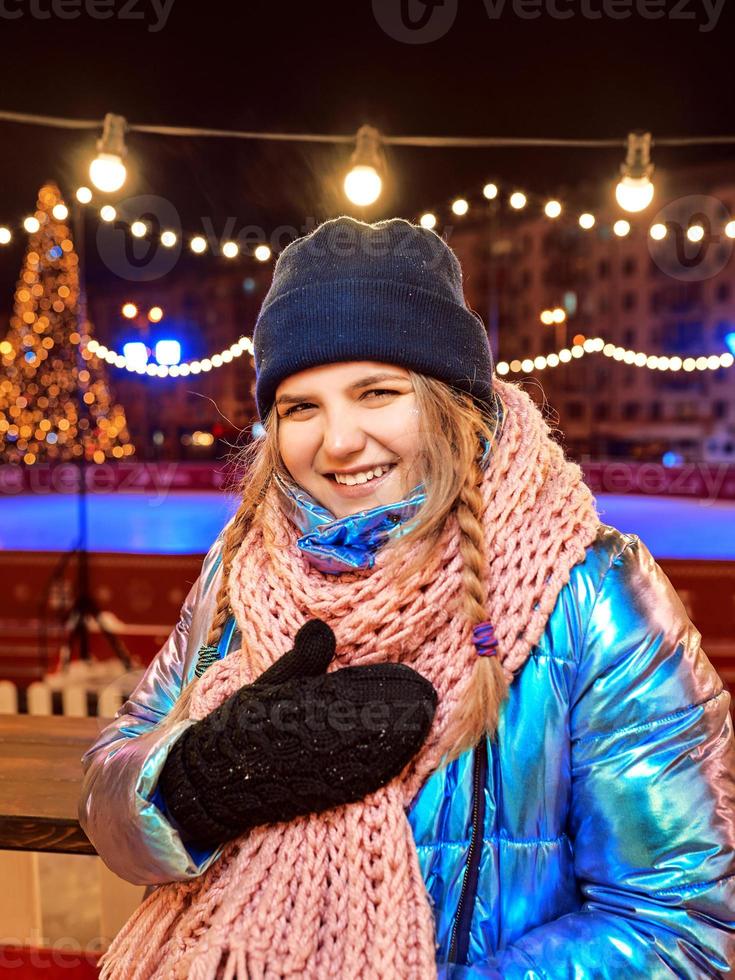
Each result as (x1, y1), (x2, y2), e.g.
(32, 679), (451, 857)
(274, 361), (424, 519)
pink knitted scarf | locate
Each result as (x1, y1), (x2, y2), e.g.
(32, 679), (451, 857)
(99, 378), (600, 979)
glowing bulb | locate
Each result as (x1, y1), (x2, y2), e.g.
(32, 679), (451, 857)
(254, 244), (271, 261)
(52, 203), (69, 221)
(76, 186), (92, 204)
(650, 223), (667, 240)
(190, 236), (207, 254)
(130, 220), (147, 238)
(552, 307), (566, 323)
(483, 183), (498, 200)
(89, 152), (127, 193)
(148, 306), (163, 323)
(222, 241), (239, 258)
(451, 198), (469, 216)
(615, 175), (654, 213)
(419, 213), (437, 229)
(540, 310), (554, 325)
(100, 205), (116, 222)
(23, 216), (40, 233)
(579, 213), (595, 230)
(687, 224), (705, 243)
(122, 302), (138, 319)
(161, 230), (177, 247)
(544, 200), (562, 218)
(344, 165), (382, 206)
(725, 221), (735, 239)
(613, 219), (631, 237)
(509, 192), (527, 210)
(0, 227), (11, 244)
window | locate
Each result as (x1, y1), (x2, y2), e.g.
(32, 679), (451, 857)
(565, 401), (584, 419)
(650, 401), (662, 420)
(675, 402), (698, 421)
(622, 257), (637, 277)
(622, 292), (637, 311)
(715, 282), (731, 304)
(623, 328), (637, 347)
(598, 259), (611, 279)
(594, 402), (610, 421)
(714, 401), (729, 420)
(623, 402), (640, 420)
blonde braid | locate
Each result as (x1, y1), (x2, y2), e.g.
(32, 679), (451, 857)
(204, 500), (257, 649)
(440, 453), (510, 764)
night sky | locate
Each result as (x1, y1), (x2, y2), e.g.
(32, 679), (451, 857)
(0, 0), (734, 299)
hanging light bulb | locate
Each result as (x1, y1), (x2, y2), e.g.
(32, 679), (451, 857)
(615, 131), (654, 213)
(89, 113), (128, 193)
(344, 125), (384, 207)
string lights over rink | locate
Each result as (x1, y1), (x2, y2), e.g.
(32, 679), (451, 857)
(496, 337), (734, 375)
(83, 331), (733, 381)
(84, 335), (254, 377)
(6, 112), (735, 253)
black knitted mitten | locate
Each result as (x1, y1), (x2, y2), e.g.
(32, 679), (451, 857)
(158, 619), (438, 848)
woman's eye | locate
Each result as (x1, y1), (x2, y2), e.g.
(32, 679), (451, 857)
(362, 388), (397, 400)
(281, 389), (397, 418)
(282, 402), (315, 417)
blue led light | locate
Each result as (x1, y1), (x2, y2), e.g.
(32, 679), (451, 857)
(122, 341), (149, 369)
(155, 339), (181, 366)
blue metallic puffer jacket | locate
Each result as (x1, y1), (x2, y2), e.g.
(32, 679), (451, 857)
(79, 498), (735, 977)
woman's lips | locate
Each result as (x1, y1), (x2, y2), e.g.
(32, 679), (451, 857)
(324, 464), (397, 499)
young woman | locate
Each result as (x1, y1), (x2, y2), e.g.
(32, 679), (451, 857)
(79, 216), (735, 979)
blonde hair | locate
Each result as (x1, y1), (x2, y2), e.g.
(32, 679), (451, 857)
(165, 372), (509, 763)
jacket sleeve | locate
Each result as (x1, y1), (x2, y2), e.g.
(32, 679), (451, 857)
(496, 534), (735, 979)
(77, 540), (227, 886)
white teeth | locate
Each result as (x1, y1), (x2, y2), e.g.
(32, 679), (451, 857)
(334, 464), (392, 486)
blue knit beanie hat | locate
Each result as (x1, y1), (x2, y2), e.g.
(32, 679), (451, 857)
(253, 215), (494, 421)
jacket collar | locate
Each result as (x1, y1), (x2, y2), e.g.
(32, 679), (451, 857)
(274, 433), (495, 575)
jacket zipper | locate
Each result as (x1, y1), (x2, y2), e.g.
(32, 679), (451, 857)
(447, 737), (488, 965)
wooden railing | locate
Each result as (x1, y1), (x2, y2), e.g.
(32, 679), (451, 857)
(0, 705), (144, 957)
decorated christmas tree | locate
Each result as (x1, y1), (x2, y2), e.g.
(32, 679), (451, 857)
(0, 181), (134, 464)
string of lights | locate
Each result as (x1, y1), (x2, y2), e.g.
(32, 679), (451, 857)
(83, 334), (254, 376)
(1, 109), (732, 233)
(84, 330), (734, 380)
(3, 171), (734, 265)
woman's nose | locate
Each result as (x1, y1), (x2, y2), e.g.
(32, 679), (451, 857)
(321, 412), (367, 458)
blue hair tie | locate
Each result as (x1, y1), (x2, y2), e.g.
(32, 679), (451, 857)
(472, 620), (499, 657)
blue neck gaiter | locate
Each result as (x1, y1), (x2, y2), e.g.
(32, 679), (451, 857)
(274, 434), (495, 575)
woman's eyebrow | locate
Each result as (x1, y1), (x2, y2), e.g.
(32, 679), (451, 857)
(275, 373), (408, 406)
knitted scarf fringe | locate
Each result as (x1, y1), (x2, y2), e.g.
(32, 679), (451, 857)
(98, 377), (600, 979)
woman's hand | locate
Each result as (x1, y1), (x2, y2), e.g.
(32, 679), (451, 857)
(158, 619), (437, 847)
